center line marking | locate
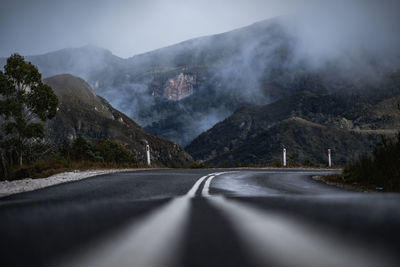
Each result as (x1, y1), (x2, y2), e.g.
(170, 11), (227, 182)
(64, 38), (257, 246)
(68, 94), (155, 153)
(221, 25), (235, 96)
(187, 171), (237, 198)
(186, 174), (210, 197)
(202, 175), (215, 197)
(201, 171), (237, 197)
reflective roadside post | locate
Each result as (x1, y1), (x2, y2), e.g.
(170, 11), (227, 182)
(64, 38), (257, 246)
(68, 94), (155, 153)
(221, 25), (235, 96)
(328, 149), (332, 167)
(146, 145), (151, 166)
(283, 147), (287, 167)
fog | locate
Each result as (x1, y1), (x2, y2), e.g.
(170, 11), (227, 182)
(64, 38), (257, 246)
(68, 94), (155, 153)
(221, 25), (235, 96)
(2, 0), (399, 145)
(0, 0), (302, 58)
(86, 0), (400, 145)
(284, 0), (400, 76)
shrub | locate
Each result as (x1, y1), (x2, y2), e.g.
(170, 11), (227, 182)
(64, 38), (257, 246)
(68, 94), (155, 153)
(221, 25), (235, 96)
(4, 135), (140, 180)
(189, 162), (205, 169)
(273, 160), (282, 167)
(71, 135), (102, 162)
(11, 159), (71, 180)
(288, 153), (299, 166)
(303, 158), (315, 166)
(344, 133), (400, 191)
(94, 139), (137, 164)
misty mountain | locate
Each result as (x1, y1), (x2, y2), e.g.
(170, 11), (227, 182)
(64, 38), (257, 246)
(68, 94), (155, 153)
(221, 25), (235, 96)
(83, 19), (295, 145)
(186, 91), (400, 166)
(0, 45), (123, 82)
(1, 20), (292, 145)
(44, 74), (193, 167)
(2, 14), (400, 146)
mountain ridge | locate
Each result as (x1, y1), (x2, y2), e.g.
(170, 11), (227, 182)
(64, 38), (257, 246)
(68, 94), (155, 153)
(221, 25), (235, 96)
(2, 16), (399, 148)
(186, 91), (400, 166)
(44, 74), (193, 167)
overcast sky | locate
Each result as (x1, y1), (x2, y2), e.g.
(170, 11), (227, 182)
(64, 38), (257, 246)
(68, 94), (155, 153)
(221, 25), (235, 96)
(0, 0), (308, 58)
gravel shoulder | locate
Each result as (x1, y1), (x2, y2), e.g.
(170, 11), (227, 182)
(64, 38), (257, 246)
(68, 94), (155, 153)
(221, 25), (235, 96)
(0, 169), (146, 198)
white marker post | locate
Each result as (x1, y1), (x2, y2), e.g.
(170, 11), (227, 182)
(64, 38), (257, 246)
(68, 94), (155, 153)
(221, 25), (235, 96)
(283, 148), (287, 167)
(328, 149), (332, 167)
(146, 145), (151, 166)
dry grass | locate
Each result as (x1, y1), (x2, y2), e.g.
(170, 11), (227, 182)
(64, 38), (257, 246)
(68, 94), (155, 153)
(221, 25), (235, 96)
(315, 174), (389, 192)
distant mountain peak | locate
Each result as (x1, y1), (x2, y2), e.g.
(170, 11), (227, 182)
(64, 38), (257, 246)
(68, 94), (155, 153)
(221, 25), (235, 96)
(33, 45), (117, 58)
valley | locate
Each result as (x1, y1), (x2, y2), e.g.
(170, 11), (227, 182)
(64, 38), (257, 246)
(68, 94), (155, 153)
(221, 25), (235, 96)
(1, 17), (399, 167)
(1, 2), (400, 267)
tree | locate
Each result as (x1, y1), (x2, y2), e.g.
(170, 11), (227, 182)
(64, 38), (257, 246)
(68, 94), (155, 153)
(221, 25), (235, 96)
(95, 139), (137, 164)
(0, 54), (58, 168)
(70, 134), (102, 162)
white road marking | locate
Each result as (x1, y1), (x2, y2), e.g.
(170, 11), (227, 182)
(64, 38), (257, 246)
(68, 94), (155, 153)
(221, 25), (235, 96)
(202, 176), (215, 197)
(60, 170), (371, 267)
(58, 173), (219, 267)
(186, 174), (210, 197)
(201, 171), (236, 197)
(208, 196), (395, 267)
(59, 197), (190, 267)
(187, 171), (231, 198)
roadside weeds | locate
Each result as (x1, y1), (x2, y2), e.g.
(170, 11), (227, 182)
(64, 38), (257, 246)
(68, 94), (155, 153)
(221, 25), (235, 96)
(312, 174), (390, 192)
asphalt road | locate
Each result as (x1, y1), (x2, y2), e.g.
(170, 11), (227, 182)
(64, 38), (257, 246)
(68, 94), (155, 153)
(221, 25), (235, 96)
(1, 169), (399, 267)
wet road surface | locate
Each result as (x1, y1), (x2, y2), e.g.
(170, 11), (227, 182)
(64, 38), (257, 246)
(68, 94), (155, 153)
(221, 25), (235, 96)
(1, 168), (399, 267)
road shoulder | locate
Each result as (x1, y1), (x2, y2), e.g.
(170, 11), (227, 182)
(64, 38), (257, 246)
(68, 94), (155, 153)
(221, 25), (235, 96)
(0, 169), (149, 198)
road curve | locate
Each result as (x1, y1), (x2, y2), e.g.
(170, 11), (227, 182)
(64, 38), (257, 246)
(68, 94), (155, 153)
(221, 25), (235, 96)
(0, 169), (399, 267)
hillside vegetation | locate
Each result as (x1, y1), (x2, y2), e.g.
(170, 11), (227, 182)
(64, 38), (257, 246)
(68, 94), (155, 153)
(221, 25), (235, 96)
(343, 134), (400, 191)
(1, 73), (194, 180)
(12, 135), (139, 180)
(44, 74), (193, 168)
(186, 91), (400, 167)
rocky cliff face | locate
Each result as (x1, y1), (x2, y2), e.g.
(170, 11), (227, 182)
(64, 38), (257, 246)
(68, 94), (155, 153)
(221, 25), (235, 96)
(163, 73), (195, 101)
(44, 74), (193, 167)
